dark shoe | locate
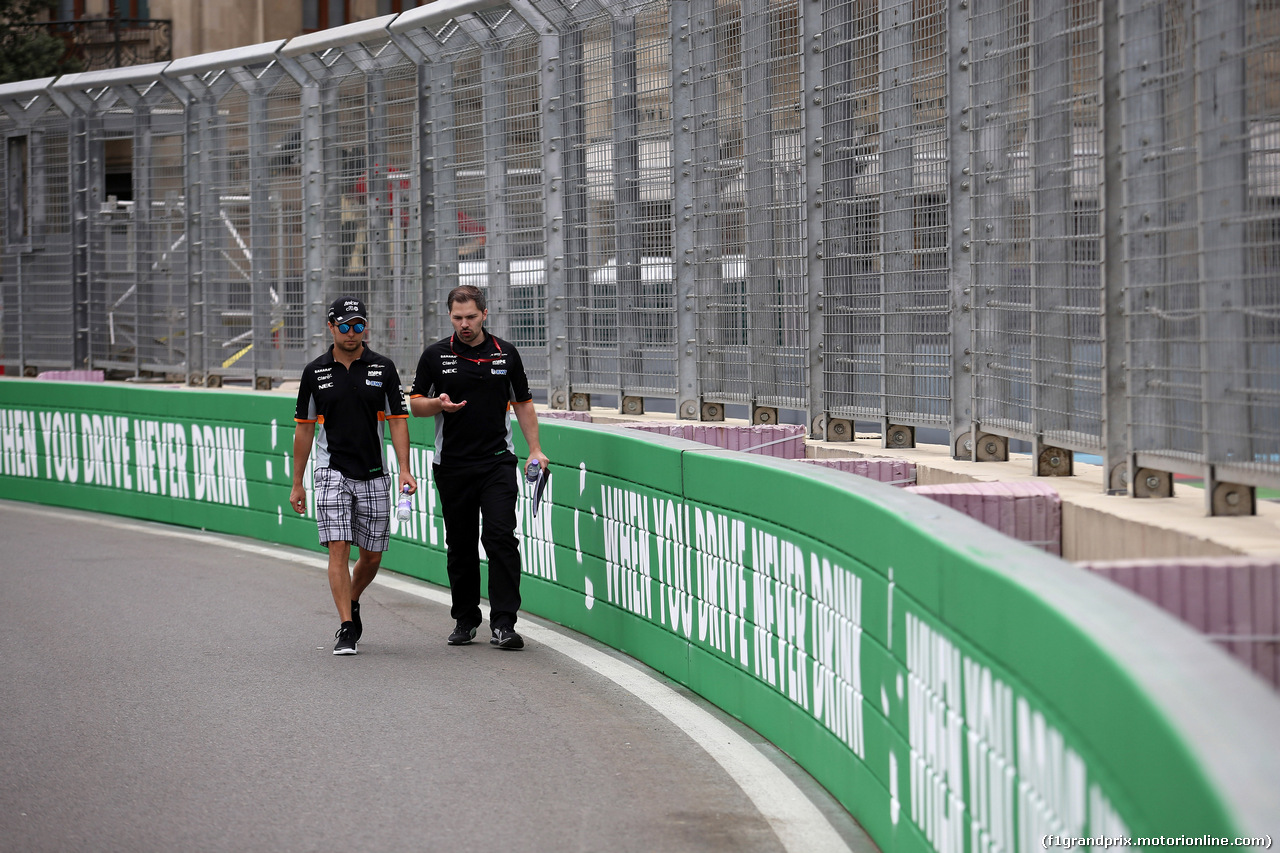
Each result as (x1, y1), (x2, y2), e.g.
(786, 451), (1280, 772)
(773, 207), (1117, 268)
(351, 600), (362, 642)
(447, 621), (478, 646)
(490, 626), (524, 650)
(334, 621), (358, 655)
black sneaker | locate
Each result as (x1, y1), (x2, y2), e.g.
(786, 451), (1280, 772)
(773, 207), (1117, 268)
(490, 626), (524, 650)
(447, 621), (478, 646)
(351, 600), (362, 642)
(333, 621), (358, 655)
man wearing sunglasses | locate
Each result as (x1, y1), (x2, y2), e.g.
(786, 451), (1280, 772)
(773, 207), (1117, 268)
(291, 296), (417, 655)
(409, 284), (548, 650)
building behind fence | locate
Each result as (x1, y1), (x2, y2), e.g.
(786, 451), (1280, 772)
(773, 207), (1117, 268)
(1, 0), (1278, 514)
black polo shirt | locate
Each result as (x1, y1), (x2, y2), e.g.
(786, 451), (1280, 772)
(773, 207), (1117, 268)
(409, 330), (531, 469)
(295, 345), (408, 480)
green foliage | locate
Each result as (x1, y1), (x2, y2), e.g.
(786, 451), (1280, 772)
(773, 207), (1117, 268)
(0, 0), (81, 86)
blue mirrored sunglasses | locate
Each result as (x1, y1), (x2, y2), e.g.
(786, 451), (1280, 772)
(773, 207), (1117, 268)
(337, 322), (365, 334)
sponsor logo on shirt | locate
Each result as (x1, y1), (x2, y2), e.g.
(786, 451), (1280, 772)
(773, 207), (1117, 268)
(367, 379), (383, 387)
(318, 382), (333, 390)
(491, 358), (507, 366)
(440, 358), (457, 366)
(491, 369), (507, 375)
(441, 368), (457, 375)
(368, 369), (383, 377)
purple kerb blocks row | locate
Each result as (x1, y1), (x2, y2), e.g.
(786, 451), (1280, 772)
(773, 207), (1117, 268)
(905, 480), (1063, 557)
(622, 422), (807, 458)
(1080, 556), (1280, 689)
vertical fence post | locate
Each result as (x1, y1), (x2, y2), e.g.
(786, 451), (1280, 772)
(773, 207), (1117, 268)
(1195, 0), (1254, 513)
(742, 0), (778, 415)
(166, 71), (215, 387)
(430, 59), (460, 337)
(1117, 0), (1168, 488)
(156, 72), (195, 381)
(800, 0), (825, 437)
(948, 0), (974, 458)
(278, 54), (326, 360)
(192, 81), (211, 384)
(613, 8), (642, 408)
(879, 0), (913, 441)
(46, 87), (90, 371)
(367, 69), (393, 329)
(196, 71), (241, 387)
(687, 0), (722, 419)
(669, 0), (700, 420)
(125, 85), (151, 379)
(1028, 1), (1073, 468)
(968, 0), (1019, 448)
(244, 76), (272, 388)
(1101, 0), (1128, 490)
(417, 61), (439, 348)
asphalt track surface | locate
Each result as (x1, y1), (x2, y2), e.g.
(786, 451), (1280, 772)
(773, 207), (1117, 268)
(0, 501), (875, 853)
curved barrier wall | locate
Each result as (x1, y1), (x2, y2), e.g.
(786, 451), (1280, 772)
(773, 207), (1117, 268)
(2, 379), (1277, 851)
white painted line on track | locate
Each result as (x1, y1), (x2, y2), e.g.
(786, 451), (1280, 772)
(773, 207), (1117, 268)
(5, 502), (853, 853)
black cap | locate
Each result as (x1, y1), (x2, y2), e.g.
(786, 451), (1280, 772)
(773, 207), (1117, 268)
(328, 296), (367, 325)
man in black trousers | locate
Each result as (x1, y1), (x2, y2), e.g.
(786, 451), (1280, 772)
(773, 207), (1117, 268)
(409, 285), (548, 650)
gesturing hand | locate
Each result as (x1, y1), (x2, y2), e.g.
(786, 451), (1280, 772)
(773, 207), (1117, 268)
(438, 393), (467, 413)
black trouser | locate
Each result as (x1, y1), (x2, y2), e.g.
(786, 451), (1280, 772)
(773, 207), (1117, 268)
(433, 459), (522, 630)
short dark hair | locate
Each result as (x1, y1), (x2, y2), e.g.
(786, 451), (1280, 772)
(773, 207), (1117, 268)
(447, 285), (486, 312)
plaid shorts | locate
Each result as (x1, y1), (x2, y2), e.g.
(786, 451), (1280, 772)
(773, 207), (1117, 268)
(314, 467), (392, 552)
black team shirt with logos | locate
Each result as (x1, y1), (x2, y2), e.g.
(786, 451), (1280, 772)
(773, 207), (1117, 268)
(409, 331), (531, 470)
(294, 345), (409, 480)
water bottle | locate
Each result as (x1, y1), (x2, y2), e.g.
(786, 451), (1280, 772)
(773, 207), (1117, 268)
(525, 459), (541, 484)
(396, 484), (412, 522)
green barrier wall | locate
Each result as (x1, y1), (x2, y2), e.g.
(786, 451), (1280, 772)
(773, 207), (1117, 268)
(2, 379), (1277, 852)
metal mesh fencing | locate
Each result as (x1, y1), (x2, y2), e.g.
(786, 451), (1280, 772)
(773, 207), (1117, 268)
(687, 0), (807, 411)
(1120, 0), (1280, 489)
(202, 81), (252, 383)
(53, 78), (140, 376)
(1119, 1), (1202, 463)
(817, 0), (880, 420)
(468, 25), (551, 386)
(1, 0), (1279, 496)
(173, 54), (311, 387)
(289, 30), (424, 374)
(399, 9), (556, 384)
(970, 0), (1105, 449)
(819, 0), (951, 426)
(89, 116), (142, 375)
(138, 101), (188, 374)
(203, 78), (266, 383)
(968, 0), (1034, 437)
(0, 93), (75, 373)
(562, 14), (626, 393)
(93, 80), (188, 377)
(1243, 4), (1280, 477)
(621, 3), (677, 398)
